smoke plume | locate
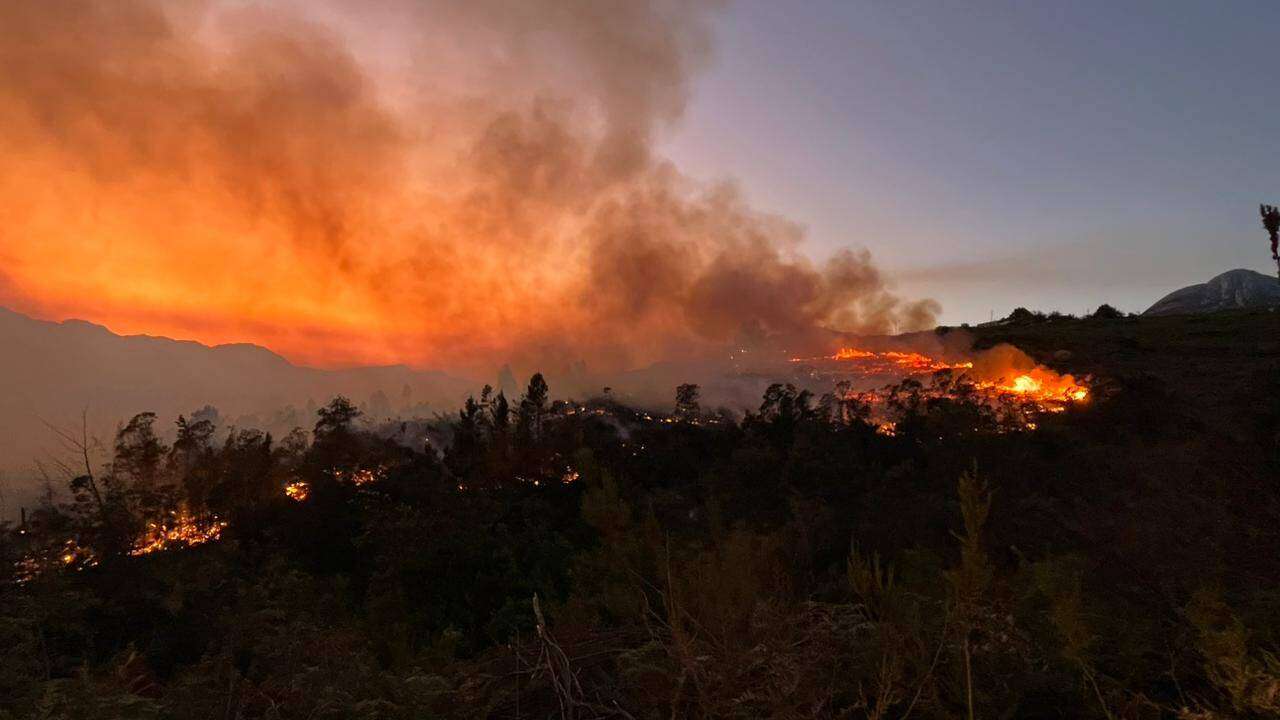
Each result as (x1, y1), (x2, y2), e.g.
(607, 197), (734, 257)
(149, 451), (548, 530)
(0, 0), (939, 376)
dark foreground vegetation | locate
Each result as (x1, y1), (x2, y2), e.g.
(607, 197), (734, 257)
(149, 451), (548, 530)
(2, 311), (1279, 719)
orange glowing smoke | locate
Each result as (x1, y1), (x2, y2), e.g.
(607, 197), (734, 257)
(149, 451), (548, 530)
(0, 1), (939, 374)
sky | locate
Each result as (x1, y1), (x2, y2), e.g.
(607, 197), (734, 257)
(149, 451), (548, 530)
(1, 1), (1276, 373)
(661, 0), (1280, 322)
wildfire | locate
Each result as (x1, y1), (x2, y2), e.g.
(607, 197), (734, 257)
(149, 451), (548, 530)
(976, 368), (1090, 406)
(284, 481), (310, 502)
(797, 346), (1087, 405)
(805, 345), (1089, 431)
(793, 348), (974, 375)
(329, 466), (386, 487)
(14, 515), (222, 582)
(12, 539), (97, 583)
(129, 511), (227, 557)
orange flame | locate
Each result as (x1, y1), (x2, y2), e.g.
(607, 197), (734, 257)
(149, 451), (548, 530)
(978, 368), (1089, 405)
(129, 511), (227, 556)
(808, 345), (1089, 428)
(284, 481), (310, 502)
(793, 347), (974, 375)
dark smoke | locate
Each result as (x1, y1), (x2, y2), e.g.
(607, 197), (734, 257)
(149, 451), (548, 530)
(0, 0), (939, 376)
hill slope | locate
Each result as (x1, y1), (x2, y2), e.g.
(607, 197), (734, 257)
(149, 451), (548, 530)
(0, 307), (475, 510)
(1143, 268), (1280, 316)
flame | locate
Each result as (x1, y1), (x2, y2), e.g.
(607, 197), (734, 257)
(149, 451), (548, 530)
(978, 369), (1090, 406)
(284, 481), (310, 502)
(792, 348), (974, 375)
(129, 511), (227, 557)
(809, 345), (1089, 432)
(16, 512), (225, 581)
(12, 538), (97, 583)
(796, 346), (1087, 405)
(329, 466), (385, 487)
(1011, 375), (1040, 393)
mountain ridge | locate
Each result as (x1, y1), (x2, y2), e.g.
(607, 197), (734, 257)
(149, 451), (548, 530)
(0, 306), (478, 513)
(1143, 268), (1280, 316)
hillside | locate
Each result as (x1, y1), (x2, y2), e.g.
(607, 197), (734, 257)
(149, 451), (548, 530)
(966, 309), (1280, 439)
(4, 310), (1280, 718)
(0, 307), (475, 512)
(1143, 268), (1280, 316)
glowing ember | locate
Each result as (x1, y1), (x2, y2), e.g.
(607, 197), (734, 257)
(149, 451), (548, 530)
(15, 515), (223, 582)
(129, 511), (227, 557)
(792, 347), (974, 376)
(13, 539), (98, 583)
(330, 466), (386, 487)
(284, 481), (311, 502)
(807, 345), (1089, 431)
(798, 346), (1086, 404)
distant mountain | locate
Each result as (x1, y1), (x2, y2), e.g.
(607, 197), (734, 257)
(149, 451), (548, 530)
(0, 307), (476, 512)
(1143, 269), (1280, 316)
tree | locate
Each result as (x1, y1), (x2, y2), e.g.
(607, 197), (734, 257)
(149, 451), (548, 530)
(759, 383), (814, 424)
(1091, 303), (1124, 320)
(170, 415), (217, 510)
(172, 415), (215, 464)
(42, 411), (130, 556)
(314, 397), (362, 441)
(447, 396), (485, 479)
(113, 413), (173, 522)
(209, 428), (275, 515)
(113, 412), (166, 489)
(491, 391), (511, 433)
(1007, 307), (1039, 324)
(517, 373), (550, 445)
(191, 404), (221, 428)
(477, 384), (495, 434)
(675, 383), (701, 420)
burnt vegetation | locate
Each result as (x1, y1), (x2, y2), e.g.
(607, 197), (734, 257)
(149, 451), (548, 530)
(2, 312), (1279, 719)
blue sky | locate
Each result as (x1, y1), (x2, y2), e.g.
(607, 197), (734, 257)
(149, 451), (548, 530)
(662, 0), (1280, 322)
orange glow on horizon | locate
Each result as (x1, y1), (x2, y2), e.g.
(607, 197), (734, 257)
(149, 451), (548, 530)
(0, 0), (940, 373)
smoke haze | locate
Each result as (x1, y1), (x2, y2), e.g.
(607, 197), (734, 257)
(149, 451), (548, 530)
(0, 0), (938, 376)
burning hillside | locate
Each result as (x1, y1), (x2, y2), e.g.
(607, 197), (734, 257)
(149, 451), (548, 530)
(790, 344), (1089, 431)
(791, 347), (975, 377)
(129, 512), (227, 557)
(13, 511), (226, 583)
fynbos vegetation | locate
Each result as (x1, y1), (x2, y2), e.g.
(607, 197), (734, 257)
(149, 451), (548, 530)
(4, 311), (1280, 718)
